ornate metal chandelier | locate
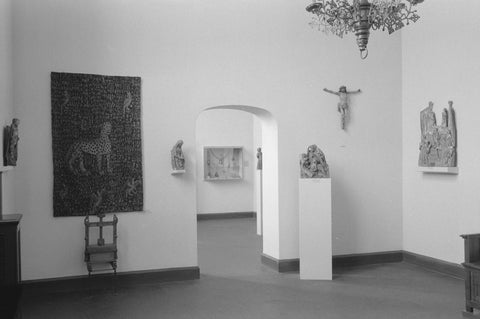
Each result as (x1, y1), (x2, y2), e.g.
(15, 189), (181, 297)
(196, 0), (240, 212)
(306, 0), (423, 59)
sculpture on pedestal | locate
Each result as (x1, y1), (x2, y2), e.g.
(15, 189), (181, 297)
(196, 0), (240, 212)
(418, 101), (456, 167)
(300, 144), (330, 178)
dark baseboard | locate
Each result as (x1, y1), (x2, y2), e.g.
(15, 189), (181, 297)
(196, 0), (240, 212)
(197, 212), (256, 220)
(261, 250), (464, 280)
(403, 250), (465, 279)
(19, 251), (464, 297)
(333, 250), (403, 268)
(261, 254), (300, 273)
(262, 251), (404, 273)
(21, 266), (200, 296)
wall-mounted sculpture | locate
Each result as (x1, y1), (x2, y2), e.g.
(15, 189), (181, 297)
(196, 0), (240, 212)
(300, 144), (330, 178)
(171, 140), (185, 172)
(51, 72), (143, 217)
(256, 147), (262, 170)
(324, 86), (361, 130)
(418, 101), (456, 167)
(3, 118), (20, 166)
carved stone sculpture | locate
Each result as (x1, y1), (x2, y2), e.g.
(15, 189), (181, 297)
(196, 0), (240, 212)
(171, 140), (185, 171)
(256, 147), (262, 170)
(300, 144), (330, 178)
(4, 118), (20, 166)
(324, 86), (361, 130)
(418, 101), (456, 167)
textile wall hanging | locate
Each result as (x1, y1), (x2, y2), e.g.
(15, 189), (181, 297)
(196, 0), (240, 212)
(51, 72), (143, 217)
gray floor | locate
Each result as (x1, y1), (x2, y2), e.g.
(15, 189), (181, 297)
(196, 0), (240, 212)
(20, 217), (464, 318)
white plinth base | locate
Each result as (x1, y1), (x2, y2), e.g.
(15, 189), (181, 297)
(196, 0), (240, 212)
(171, 170), (186, 175)
(299, 178), (332, 280)
(418, 166), (458, 174)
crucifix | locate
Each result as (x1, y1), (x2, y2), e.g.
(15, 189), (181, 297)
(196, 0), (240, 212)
(324, 86), (361, 130)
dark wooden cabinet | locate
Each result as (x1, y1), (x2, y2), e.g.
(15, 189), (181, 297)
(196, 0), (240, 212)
(461, 233), (480, 318)
(0, 214), (22, 319)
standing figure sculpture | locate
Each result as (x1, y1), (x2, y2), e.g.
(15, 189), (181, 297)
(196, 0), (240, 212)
(300, 144), (329, 178)
(4, 118), (20, 166)
(171, 140), (185, 171)
(324, 86), (361, 130)
(256, 147), (262, 170)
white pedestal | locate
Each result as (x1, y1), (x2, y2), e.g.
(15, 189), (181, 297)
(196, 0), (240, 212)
(299, 178), (332, 280)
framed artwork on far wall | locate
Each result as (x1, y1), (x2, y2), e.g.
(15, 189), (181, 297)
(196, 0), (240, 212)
(204, 146), (243, 181)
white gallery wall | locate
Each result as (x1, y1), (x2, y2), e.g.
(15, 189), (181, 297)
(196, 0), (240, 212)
(0, 0), (15, 213)
(12, 0), (403, 280)
(402, 0), (480, 264)
(196, 109), (254, 215)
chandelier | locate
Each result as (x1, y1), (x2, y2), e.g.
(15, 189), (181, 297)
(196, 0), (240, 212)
(306, 0), (423, 59)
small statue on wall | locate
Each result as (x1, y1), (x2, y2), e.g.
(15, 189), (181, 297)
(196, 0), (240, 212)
(256, 147), (262, 170)
(300, 144), (330, 178)
(171, 140), (185, 171)
(324, 86), (361, 130)
(4, 118), (20, 166)
(418, 101), (456, 167)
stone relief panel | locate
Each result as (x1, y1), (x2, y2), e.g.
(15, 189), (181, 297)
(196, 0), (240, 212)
(418, 101), (456, 167)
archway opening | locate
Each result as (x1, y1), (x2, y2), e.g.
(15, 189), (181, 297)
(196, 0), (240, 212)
(195, 105), (279, 276)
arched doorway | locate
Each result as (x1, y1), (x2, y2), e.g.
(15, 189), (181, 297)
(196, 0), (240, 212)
(195, 105), (279, 275)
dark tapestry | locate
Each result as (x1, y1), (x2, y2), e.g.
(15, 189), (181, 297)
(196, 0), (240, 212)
(51, 72), (143, 217)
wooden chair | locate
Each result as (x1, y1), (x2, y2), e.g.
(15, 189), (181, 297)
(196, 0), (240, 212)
(461, 233), (480, 318)
(84, 213), (118, 275)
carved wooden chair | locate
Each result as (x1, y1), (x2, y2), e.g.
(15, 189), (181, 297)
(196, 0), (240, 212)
(84, 213), (118, 275)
